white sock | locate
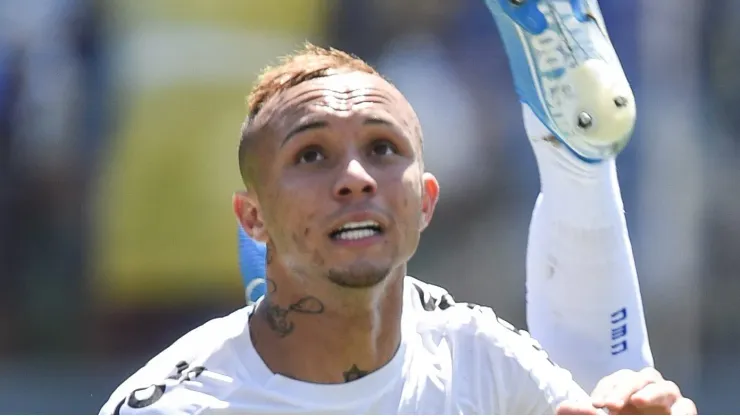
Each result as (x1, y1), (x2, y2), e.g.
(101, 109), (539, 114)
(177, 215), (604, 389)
(521, 104), (654, 392)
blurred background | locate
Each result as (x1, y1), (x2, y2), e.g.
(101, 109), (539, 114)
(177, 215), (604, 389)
(0, 0), (737, 413)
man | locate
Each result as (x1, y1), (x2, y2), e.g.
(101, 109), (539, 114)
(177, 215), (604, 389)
(101, 1), (697, 414)
(238, 0), (653, 394)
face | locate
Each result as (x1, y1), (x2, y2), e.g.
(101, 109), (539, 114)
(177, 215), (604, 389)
(235, 72), (439, 288)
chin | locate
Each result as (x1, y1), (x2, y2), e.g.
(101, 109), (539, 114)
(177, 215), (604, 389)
(326, 263), (392, 288)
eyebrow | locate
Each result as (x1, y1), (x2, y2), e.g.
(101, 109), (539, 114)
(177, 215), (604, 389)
(282, 120), (329, 147)
(281, 117), (396, 147)
(362, 117), (394, 128)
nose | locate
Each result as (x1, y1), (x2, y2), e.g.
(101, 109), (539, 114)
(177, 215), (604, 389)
(333, 159), (377, 199)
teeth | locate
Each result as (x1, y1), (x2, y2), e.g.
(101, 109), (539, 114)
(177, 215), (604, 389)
(337, 220), (380, 232)
(331, 220), (382, 240)
(335, 228), (379, 240)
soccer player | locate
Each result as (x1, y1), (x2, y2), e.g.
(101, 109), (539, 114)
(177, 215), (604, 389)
(101, 1), (697, 414)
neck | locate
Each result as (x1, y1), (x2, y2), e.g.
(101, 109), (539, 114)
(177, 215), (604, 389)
(248, 266), (405, 384)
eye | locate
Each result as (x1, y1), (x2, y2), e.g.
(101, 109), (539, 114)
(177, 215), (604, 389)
(296, 146), (326, 164)
(370, 139), (398, 157)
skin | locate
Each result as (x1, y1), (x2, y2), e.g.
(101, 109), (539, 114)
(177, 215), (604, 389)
(231, 69), (697, 414)
(557, 368), (698, 415)
(234, 71), (439, 384)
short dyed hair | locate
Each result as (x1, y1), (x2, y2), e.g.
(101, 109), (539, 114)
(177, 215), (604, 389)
(238, 43), (380, 187)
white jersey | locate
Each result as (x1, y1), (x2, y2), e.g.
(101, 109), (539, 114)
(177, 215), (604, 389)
(100, 277), (589, 415)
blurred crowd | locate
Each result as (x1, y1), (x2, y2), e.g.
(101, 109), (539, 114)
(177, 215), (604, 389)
(0, 0), (739, 413)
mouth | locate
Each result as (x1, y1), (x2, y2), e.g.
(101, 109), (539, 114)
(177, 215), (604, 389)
(329, 220), (385, 241)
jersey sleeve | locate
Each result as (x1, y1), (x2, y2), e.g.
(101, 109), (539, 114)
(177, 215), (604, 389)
(474, 305), (592, 414)
(102, 380), (205, 415)
(408, 278), (597, 414)
(99, 311), (247, 415)
(100, 355), (237, 415)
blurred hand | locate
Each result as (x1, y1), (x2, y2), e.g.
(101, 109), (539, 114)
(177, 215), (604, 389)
(556, 368), (697, 415)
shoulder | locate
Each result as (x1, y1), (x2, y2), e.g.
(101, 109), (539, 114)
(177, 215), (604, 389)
(403, 275), (456, 312)
(407, 276), (551, 364)
(405, 276), (588, 414)
(405, 276), (529, 344)
(99, 307), (252, 415)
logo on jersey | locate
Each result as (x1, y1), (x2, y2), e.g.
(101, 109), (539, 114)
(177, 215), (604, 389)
(113, 361), (207, 414)
(126, 384), (166, 409)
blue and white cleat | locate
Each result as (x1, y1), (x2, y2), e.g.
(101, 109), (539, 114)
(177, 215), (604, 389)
(484, 0), (636, 162)
(238, 224), (267, 305)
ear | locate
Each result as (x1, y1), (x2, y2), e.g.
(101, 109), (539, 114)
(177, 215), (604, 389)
(233, 191), (269, 243)
(420, 173), (440, 232)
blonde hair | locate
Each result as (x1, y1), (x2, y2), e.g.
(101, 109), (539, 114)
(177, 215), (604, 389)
(246, 43), (378, 119)
(238, 43), (379, 186)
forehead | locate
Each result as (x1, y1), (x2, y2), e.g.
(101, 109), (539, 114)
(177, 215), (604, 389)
(256, 72), (418, 133)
